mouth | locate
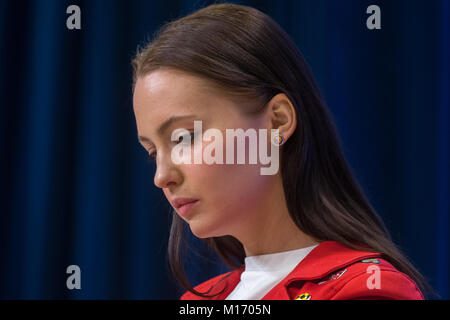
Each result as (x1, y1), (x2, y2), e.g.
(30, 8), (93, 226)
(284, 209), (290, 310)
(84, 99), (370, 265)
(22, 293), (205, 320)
(171, 198), (199, 217)
(177, 200), (199, 217)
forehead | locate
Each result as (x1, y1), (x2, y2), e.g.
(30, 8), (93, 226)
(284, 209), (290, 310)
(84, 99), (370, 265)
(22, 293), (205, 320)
(133, 69), (219, 111)
(133, 69), (234, 140)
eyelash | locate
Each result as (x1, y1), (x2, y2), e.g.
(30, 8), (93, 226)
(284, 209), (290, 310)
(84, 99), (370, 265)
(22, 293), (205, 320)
(147, 152), (157, 163)
(146, 131), (195, 163)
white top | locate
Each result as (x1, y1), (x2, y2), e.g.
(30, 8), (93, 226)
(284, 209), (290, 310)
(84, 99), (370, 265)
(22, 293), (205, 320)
(225, 244), (319, 300)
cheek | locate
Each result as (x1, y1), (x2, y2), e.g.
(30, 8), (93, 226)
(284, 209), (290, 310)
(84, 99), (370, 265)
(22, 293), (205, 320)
(187, 131), (273, 212)
(181, 136), (276, 238)
(188, 162), (271, 214)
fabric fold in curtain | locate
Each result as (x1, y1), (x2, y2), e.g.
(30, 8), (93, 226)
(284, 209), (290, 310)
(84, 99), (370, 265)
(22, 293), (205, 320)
(0, 0), (448, 299)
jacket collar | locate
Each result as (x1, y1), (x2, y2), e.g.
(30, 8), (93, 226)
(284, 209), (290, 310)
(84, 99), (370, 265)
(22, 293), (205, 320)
(218, 241), (382, 300)
(284, 240), (381, 281)
(262, 240), (382, 299)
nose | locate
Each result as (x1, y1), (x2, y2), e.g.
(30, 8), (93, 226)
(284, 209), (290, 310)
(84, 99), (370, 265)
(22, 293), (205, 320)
(153, 152), (182, 189)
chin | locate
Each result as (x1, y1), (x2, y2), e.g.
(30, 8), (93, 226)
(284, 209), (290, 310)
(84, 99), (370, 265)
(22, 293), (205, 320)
(188, 220), (225, 239)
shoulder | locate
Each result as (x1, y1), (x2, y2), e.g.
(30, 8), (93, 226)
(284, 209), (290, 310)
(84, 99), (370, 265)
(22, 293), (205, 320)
(327, 258), (424, 300)
(287, 241), (424, 300)
(180, 270), (234, 300)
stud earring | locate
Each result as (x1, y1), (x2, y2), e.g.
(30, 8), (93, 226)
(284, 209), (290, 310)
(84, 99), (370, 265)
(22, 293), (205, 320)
(272, 134), (284, 146)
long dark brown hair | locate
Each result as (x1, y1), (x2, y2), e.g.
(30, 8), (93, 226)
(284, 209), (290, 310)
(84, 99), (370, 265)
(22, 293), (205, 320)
(132, 3), (433, 298)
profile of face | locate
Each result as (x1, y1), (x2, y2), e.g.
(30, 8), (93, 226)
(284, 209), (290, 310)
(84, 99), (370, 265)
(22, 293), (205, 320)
(133, 68), (287, 240)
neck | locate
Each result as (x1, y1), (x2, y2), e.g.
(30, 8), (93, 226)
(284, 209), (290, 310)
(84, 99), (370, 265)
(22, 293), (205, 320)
(233, 176), (320, 257)
(242, 218), (319, 257)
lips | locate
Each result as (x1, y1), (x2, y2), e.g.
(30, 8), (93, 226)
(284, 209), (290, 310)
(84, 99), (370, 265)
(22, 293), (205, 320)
(171, 197), (199, 209)
(171, 197), (199, 217)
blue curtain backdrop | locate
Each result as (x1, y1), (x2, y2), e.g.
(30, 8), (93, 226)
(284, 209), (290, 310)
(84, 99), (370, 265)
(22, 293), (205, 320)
(0, 0), (448, 299)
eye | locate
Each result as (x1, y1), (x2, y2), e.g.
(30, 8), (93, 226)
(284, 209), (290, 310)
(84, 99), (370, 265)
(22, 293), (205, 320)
(147, 151), (157, 163)
(175, 131), (195, 144)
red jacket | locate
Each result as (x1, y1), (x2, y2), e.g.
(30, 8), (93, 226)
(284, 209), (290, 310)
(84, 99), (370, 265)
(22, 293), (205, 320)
(180, 241), (424, 300)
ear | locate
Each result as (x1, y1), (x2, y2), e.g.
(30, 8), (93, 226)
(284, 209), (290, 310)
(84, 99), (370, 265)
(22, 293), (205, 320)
(264, 93), (297, 143)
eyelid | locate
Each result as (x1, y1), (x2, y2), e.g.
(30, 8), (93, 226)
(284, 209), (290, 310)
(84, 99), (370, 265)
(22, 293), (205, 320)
(172, 127), (192, 136)
(145, 128), (196, 163)
(172, 128), (195, 142)
(147, 150), (157, 163)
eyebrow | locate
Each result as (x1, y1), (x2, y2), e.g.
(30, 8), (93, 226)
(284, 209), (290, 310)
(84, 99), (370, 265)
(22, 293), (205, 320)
(138, 114), (198, 145)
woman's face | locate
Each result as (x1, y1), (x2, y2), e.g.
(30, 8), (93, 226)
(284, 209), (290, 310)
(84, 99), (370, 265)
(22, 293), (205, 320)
(133, 68), (278, 239)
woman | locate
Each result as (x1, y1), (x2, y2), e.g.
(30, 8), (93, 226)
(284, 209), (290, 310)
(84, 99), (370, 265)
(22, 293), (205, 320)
(131, 3), (430, 300)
